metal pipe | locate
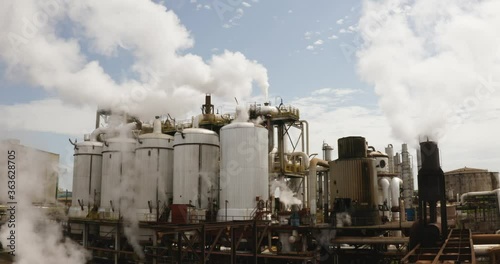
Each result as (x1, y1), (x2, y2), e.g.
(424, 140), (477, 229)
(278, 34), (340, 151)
(299, 120), (309, 155)
(378, 177), (390, 208)
(461, 189), (500, 214)
(391, 177), (403, 221)
(472, 234), (500, 245)
(268, 148), (277, 173)
(289, 152), (309, 170)
(308, 158), (329, 224)
(90, 126), (112, 142)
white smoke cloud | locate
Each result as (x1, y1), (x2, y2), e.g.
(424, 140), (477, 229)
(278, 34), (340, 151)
(270, 179), (302, 208)
(0, 0), (269, 120)
(357, 0), (500, 146)
(0, 142), (90, 264)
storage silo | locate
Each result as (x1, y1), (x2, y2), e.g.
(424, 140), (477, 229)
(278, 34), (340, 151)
(173, 128), (219, 211)
(99, 136), (137, 219)
(218, 122), (269, 221)
(69, 136), (103, 218)
(135, 118), (174, 221)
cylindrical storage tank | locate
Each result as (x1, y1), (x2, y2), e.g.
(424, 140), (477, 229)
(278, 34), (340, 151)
(369, 151), (389, 174)
(69, 138), (103, 218)
(337, 136), (367, 159)
(173, 128), (219, 210)
(218, 122), (268, 221)
(330, 158), (380, 226)
(99, 137), (136, 219)
(135, 120), (174, 221)
(322, 142), (334, 161)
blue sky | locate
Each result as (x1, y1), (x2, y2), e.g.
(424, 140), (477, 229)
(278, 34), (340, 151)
(1, 0), (500, 190)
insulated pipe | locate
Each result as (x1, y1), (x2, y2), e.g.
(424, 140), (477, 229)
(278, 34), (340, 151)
(461, 189), (500, 214)
(391, 177), (403, 221)
(308, 158), (329, 224)
(268, 148), (277, 173)
(90, 127), (113, 142)
(378, 178), (390, 207)
(290, 152), (310, 170)
(472, 234), (500, 245)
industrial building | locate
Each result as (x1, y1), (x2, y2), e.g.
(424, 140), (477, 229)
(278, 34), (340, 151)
(0, 139), (59, 206)
(4, 95), (498, 263)
(445, 167), (500, 202)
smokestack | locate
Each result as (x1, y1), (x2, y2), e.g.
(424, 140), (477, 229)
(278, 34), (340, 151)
(385, 144), (394, 173)
(202, 94), (214, 114)
(401, 144), (413, 209)
(417, 141), (448, 237)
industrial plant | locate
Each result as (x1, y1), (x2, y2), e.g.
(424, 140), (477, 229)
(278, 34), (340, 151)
(11, 94), (488, 264)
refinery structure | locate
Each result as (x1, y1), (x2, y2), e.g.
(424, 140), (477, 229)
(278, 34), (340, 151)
(17, 94), (491, 264)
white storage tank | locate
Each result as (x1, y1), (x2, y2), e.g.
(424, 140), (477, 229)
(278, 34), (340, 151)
(69, 136), (103, 218)
(99, 137), (137, 219)
(135, 119), (174, 221)
(173, 128), (219, 210)
(218, 122), (269, 221)
(368, 148), (390, 174)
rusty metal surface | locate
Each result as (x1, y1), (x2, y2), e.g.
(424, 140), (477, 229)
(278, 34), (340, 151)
(402, 229), (476, 264)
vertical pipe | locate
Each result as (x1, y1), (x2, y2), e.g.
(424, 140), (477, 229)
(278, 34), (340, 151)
(300, 121), (305, 153)
(277, 124), (285, 173)
(200, 225), (206, 264)
(177, 232), (182, 263)
(231, 226), (236, 264)
(252, 220), (258, 264)
(302, 120), (310, 155)
(83, 224), (88, 248)
(267, 119), (274, 153)
(153, 231), (158, 264)
(318, 173), (323, 210)
(95, 110), (100, 129)
(115, 225), (120, 264)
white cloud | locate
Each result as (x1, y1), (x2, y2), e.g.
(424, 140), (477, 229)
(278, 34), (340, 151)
(304, 31), (313, 39)
(328, 34), (338, 40)
(339, 28), (347, 33)
(0, 99), (96, 136)
(306, 45), (314, 51)
(357, 0), (500, 147)
(336, 19), (344, 24)
(204, 4), (211, 10)
(290, 88), (500, 176)
(311, 88), (360, 96)
(242, 2), (251, 7)
(211, 47), (219, 52)
(288, 10), (293, 14)
(0, 0), (269, 120)
(314, 39), (324, 45)
(290, 89), (394, 159)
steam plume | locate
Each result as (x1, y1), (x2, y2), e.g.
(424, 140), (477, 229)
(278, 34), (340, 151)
(0, 142), (90, 264)
(357, 0), (500, 145)
(0, 0), (269, 120)
(270, 179), (302, 208)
